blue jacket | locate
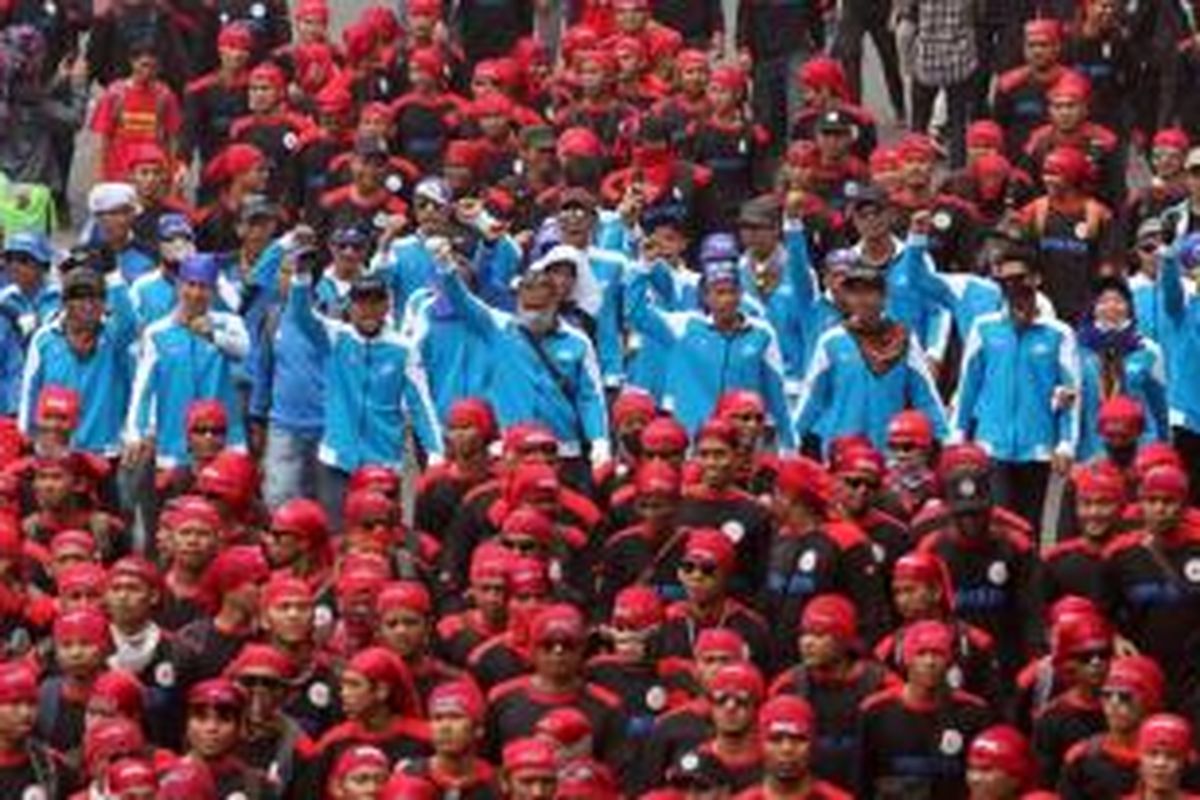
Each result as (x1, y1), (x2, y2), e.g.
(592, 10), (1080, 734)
(287, 277), (442, 471)
(247, 299), (328, 438)
(1159, 248), (1200, 432)
(738, 223), (821, 391)
(626, 263), (794, 449)
(0, 283), (60, 340)
(126, 310), (250, 467)
(129, 270), (179, 330)
(624, 259), (701, 399)
(437, 265), (609, 458)
(867, 238), (953, 362)
(401, 287), (496, 424)
(793, 325), (948, 451)
(586, 246), (629, 388)
(1077, 338), (1168, 460)
(0, 316), (23, 415)
(379, 233), (520, 312)
(951, 311), (1082, 462)
(20, 302), (139, 456)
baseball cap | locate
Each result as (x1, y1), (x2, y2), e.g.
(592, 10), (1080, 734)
(349, 274), (389, 300)
(62, 268), (106, 300)
(414, 177), (452, 207)
(157, 214), (195, 242)
(239, 195), (279, 223)
(3, 232), (52, 265)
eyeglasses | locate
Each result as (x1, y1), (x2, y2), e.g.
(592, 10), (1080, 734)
(711, 691), (753, 708)
(191, 426), (227, 436)
(679, 560), (719, 577)
(1100, 688), (1137, 705)
(842, 476), (880, 490)
(1072, 648), (1112, 664)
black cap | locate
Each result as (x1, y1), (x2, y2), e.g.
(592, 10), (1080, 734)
(666, 751), (731, 791)
(640, 201), (688, 234)
(239, 194), (279, 223)
(816, 109), (854, 133)
(944, 469), (993, 513)
(62, 268), (105, 301)
(349, 274), (389, 300)
(844, 181), (889, 210)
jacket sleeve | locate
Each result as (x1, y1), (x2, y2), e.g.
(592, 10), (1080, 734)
(285, 276), (335, 347)
(905, 334), (950, 438)
(401, 343), (444, 457)
(0, 319), (23, 416)
(625, 262), (687, 345)
(759, 327), (796, 451)
(1143, 342), (1171, 441)
(434, 261), (506, 342)
(950, 319), (986, 442)
(211, 313), (250, 360)
(473, 236), (521, 311)
(792, 333), (833, 442)
(1054, 326), (1083, 458)
(782, 219), (819, 312)
(16, 331), (43, 435)
(1158, 246), (1187, 321)
(125, 330), (159, 443)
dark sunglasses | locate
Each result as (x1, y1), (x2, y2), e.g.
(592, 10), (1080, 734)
(237, 674), (284, 690)
(890, 441), (924, 453)
(538, 637), (582, 652)
(1073, 647), (1112, 664)
(500, 537), (539, 555)
(1100, 688), (1137, 705)
(192, 425), (227, 436)
(334, 241), (368, 251)
(679, 560), (719, 577)
(711, 691), (752, 708)
(843, 476), (880, 490)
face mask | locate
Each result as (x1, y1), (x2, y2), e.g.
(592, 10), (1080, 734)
(518, 308), (555, 333)
(161, 239), (195, 265)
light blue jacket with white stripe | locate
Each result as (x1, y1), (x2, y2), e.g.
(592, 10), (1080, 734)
(285, 277), (442, 471)
(626, 262), (795, 449)
(858, 237), (953, 363)
(624, 258), (701, 400)
(436, 263), (609, 458)
(792, 324), (948, 451)
(126, 310), (250, 467)
(1158, 246), (1200, 432)
(951, 310), (1082, 462)
(401, 287), (496, 424)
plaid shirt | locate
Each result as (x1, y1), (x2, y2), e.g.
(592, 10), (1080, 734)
(907, 0), (980, 86)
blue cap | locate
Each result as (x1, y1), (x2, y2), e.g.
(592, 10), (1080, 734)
(330, 225), (370, 247)
(157, 213), (194, 241)
(414, 177), (452, 207)
(3, 232), (52, 265)
(699, 233), (739, 266)
(640, 201), (687, 234)
(178, 253), (219, 286)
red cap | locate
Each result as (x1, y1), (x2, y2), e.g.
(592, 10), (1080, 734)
(1043, 146), (1091, 186)
(343, 490), (392, 527)
(469, 540), (511, 585)
(611, 34), (645, 61)
(196, 450), (258, 510)
(893, 552), (954, 609)
(335, 559), (390, 600)
(897, 133), (938, 164)
(50, 528), (95, 557)
(968, 725), (1034, 788)
(535, 706), (593, 747)
(187, 678), (246, 710)
(774, 457), (833, 514)
(1138, 714), (1193, 757)
(1140, 464), (1190, 502)
(758, 695), (814, 738)
(90, 670), (145, 719)
(1048, 595), (1099, 627)
(360, 102), (393, 125)
(709, 662), (765, 702)
(347, 464), (400, 497)
(203, 143), (265, 187)
(800, 594), (858, 641)
(507, 555), (550, 597)
(641, 417), (689, 453)
(84, 717), (145, 775)
(330, 744), (390, 785)
(869, 145), (900, 175)
(694, 627), (748, 660)
(123, 143), (168, 176)
(294, 0), (329, 21)
(410, 47), (446, 79)
(901, 619), (954, 665)
(0, 661), (36, 704)
(683, 528), (736, 572)
(634, 460), (681, 497)
(204, 545), (269, 596)
(377, 580), (432, 616)
(170, 495), (222, 531)
(159, 759), (218, 800)
(271, 498), (329, 543)
(696, 418), (738, 449)
(503, 737), (558, 775)
(613, 388), (657, 427)
(795, 55), (850, 101)
(249, 62), (286, 91)
(217, 22), (253, 52)
(37, 385), (80, 427)
(1071, 462), (1126, 503)
(342, 22), (376, 63)
(1025, 18), (1062, 42)
(447, 398), (498, 441)
(470, 91), (512, 120)
(315, 82), (353, 115)
(226, 643), (294, 680)
(1152, 128), (1190, 151)
(346, 647), (416, 713)
(57, 562), (107, 597)
(53, 606), (109, 648)
(108, 555), (162, 594)
(716, 390), (766, 420)
(428, 678), (485, 722)
(1052, 611), (1112, 659)
(105, 758), (157, 794)
(887, 410), (934, 449)
(358, 5), (400, 43)
(1047, 70), (1091, 103)
(711, 63), (747, 92)
(1105, 655), (1165, 711)
(557, 126), (604, 160)
(502, 422), (558, 457)
(407, 0), (441, 17)
(261, 575), (314, 609)
(507, 463), (560, 508)
(677, 49), (708, 71)
(831, 440), (885, 478)
(966, 120), (1005, 150)
(938, 443), (991, 478)
(1134, 443), (1184, 479)
(612, 585), (664, 630)
(529, 603), (586, 645)
(382, 773), (438, 800)
(1098, 395), (1145, 440)
(501, 507), (556, 547)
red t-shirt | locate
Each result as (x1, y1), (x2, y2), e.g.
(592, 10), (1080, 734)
(90, 79), (182, 180)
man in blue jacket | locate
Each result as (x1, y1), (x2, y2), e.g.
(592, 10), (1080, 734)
(626, 252), (795, 450)
(125, 253), (251, 470)
(433, 241), (609, 490)
(285, 266), (443, 522)
(950, 239), (1083, 527)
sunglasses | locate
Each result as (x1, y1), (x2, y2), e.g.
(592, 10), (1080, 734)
(500, 537), (540, 555)
(843, 476), (880, 490)
(192, 425), (227, 436)
(237, 674), (284, 690)
(538, 637), (582, 652)
(1100, 688), (1137, 705)
(1073, 648), (1112, 664)
(679, 560), (719, 577)
(711, 691), (753, 708)
(890, 441), (924, 453)
(334, 241), (367, 251)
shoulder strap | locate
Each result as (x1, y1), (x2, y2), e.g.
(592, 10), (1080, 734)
(517, 326), (587, 446)
(1144, 534), (1190, 592)
(634, 526), (692, 586)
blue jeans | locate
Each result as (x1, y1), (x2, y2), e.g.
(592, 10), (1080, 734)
(263, 426), (321, 510)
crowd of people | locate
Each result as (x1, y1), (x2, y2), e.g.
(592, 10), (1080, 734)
(2, 0), (1200, 798)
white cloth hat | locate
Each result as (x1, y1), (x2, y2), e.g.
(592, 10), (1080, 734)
(88, 182), (139, 214)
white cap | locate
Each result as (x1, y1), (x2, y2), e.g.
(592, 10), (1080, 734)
(528, 244), (602, 316)
(88, 182), (139, 214)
